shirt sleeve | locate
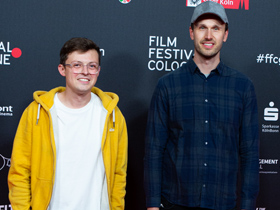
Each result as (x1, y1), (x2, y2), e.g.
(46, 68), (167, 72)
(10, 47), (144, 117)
(144, 78), (170, 207)
(239, 80), (260, 210)
(8, 107), (33, 210)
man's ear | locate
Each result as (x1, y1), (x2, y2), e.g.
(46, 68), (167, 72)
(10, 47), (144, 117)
(223, 29), (229, 42)
(189, 26), (194, 41)
(58, 64), (66, 77)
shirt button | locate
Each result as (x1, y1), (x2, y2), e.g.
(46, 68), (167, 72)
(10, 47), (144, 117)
(203, 184), (206, 187)
(205, 142), (208, 145)
(205, 99), (208, 102)
(205, 120), (208, 123)
(204, 163), (207, 167)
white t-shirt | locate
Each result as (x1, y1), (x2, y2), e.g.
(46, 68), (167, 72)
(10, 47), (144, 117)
(49, 93), (107, 210)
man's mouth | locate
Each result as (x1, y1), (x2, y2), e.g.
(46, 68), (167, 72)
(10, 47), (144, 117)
(202, 42), (214, 49)
(78, 78), (90, 82)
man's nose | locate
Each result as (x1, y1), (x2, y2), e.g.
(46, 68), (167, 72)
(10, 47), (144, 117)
(205, 29), (212, 40)
(81, 64), (90, 74)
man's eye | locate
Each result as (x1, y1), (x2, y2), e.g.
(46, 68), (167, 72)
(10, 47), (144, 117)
(89, 64), (98, 69)
(73, 63), (82, 68)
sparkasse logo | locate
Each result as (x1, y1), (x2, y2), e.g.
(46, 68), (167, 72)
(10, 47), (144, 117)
(186, 0), (249, 10)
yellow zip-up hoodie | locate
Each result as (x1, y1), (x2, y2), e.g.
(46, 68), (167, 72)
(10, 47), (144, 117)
(8, 87), (128, 210)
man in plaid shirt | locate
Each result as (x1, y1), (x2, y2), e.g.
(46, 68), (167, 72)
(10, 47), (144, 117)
(144, 2), (259, 210)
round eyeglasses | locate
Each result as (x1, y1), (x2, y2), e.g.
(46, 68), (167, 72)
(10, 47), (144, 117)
(64, 61), (100, 75)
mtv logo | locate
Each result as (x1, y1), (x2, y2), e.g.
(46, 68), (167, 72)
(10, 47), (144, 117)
(186, 0), (249, 10)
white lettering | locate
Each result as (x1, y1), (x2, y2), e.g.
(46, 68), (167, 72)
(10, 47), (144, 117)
(156, 48), (164, 59)
(184, 49), (193, 60)
(149, 48), (155, 58)
(0, 42), (12, 53)
(0, 42), (6, 52)
(149, 36), (177, 47)
(167, 37), (177, 47)
(148, 60), (187, 71)
(148, 60), (156, 71)
(100, 49), (105, 57)
(156, 60), (164, 71)
(259, 159), (279, 164)
(0, 106), (13, 112)
(149, 36), (156, 46)
(173, 49), (180, 59)
(0, 205), (12, 210)
(0, 54), (11, 65)
(7, 42), (12, 53)
(165, 49), (172, 59)
(149, 48), (193, 60)
(220, 0), (233, 5)
(265, 54), (274, 63)
(262, 124), (279, 129)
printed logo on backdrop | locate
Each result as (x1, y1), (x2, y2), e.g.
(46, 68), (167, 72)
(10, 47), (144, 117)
(100, 49), (105, 57)
(0, 204), (12, 210)
(186, 0), (249, 10)
(0, 105), (13, 117)
(256, 53), (280, 66)
(0, 154), (10, 171)
(262, 102), (279, 133)
(0, 42), (22, 66)
(0, 155), (11, 209)
(119, 0), (131, 4)
(259, 158), (279, 175)
(148, 36), (193, 72)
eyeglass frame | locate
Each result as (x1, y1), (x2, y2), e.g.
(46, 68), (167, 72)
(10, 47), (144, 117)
(64, 61), (100, 75)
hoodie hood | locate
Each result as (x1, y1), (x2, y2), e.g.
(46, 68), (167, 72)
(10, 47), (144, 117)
(33, 86), (119, 113)
(34, 86), (119, 124)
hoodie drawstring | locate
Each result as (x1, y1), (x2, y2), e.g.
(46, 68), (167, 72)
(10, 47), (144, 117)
(36, 104), (41, 125)
(113, 109), (115, 128)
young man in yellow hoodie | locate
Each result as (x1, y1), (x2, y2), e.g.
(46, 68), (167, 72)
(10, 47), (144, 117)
(8, 37), (128, 210)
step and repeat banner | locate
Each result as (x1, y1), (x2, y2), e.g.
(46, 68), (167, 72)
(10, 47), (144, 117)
(0, 0), (279, 209)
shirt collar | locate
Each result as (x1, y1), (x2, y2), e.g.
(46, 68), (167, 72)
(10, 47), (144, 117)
(189, 58), (225, 76)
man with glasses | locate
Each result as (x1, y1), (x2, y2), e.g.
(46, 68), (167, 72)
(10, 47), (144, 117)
(8, 37), (128, 210)
(144, 1), (259, 210)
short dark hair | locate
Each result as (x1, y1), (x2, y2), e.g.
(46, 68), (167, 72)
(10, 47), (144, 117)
(60, 37), (101, 65)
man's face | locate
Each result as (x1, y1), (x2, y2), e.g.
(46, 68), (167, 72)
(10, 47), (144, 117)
(189, 15), (228, 61)
(58, 49), (100, 97)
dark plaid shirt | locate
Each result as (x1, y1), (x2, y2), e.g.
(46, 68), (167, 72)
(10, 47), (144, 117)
(144, 59), (259, 210)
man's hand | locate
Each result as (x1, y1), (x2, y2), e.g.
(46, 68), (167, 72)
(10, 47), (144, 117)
(147, 208), (159, 210)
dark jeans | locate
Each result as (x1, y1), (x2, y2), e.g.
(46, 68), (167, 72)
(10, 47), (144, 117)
(160, 197), (236, 210)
